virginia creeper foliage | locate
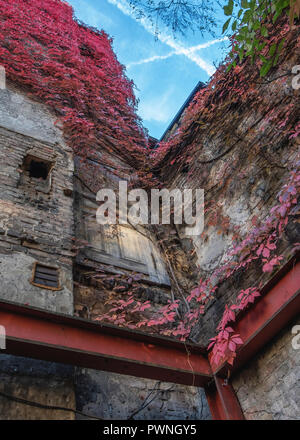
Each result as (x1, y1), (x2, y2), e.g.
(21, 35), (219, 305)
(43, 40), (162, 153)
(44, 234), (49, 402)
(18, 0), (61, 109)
(0, 0), (147, 164)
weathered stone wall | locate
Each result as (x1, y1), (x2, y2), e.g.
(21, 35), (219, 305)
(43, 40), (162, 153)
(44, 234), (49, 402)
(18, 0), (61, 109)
(158, 29), (299, 345)
(0, 84), (76, 420)
(232, 316), (300, 420)
(161, 107), (298, 347)
(0, 355), (75, 420)
(73, 159), (172, 321)
(72, 147), (211, 420)
(156, 27), (299, 420)
(75, 369), (211, 420)
(0, 84), (74, 314)
(0, 84), (210, 420)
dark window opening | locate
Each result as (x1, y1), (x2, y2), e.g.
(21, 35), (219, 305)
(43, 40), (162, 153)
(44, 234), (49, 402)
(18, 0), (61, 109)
(29, 160), (50, 179)
(22, 155), (53, 180)
(32, 263), (60, 290)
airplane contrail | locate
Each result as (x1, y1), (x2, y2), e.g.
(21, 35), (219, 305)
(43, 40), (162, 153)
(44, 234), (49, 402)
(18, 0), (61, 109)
(107, 0), (227, 76)
(127, 37), (228, 69)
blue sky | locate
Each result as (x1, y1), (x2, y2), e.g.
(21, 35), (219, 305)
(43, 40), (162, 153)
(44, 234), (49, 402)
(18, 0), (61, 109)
(67, 0), (229, 139)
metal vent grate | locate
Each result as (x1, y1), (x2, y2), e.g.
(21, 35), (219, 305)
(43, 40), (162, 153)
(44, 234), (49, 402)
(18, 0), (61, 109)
(32, 264), (59, 289)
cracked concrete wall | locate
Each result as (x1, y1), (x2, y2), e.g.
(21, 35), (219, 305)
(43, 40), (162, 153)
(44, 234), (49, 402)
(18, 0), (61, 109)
(0, 253), (73, 314)
(232, 316), (300, 420)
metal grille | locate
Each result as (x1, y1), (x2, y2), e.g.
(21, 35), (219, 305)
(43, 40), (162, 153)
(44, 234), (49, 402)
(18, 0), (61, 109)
(33, 264), (59, 289)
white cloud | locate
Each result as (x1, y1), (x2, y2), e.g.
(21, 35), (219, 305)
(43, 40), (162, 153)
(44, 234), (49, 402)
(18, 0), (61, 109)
(139, 88), (175, 123)
(107, 0), (225, 76)
(70, 0), (113, 28)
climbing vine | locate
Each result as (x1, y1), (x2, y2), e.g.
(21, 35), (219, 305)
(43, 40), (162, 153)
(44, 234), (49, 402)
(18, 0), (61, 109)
(0, 0), (148, 168)
(96, 163), (300, 352)
(95, 8), (300, 371)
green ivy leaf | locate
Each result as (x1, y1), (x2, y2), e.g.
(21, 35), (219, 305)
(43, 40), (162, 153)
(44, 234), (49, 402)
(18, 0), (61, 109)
(259, 54), (268, 63)
(260, 59), (272, 77)
(277, 38), (285, 52)
(273, 0), (289, 23)
(253, 20), (261, 31)
(272, 38), (285, 65)
(224, 0), (234, 16)
(273, 53), (280, 66)
(232, 20), (238, 31)
(261, 26), (268, 37)
(223, 0), (287, 78)
(222, 17), (231, 33)
(274, 0), (289, 14)
(273, 10), (281, 22)
(269, 43), (277, 57)
(242, 9), (252, 23)
(253, 37), (259, 49)
(258, 42), (267, 51)
(226, 62), (234, 72)
(239, 48), (245, 63)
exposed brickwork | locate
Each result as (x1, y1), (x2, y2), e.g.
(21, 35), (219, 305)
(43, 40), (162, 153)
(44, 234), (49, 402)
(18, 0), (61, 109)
(0, 85), (76, 420)
(0, 84), (74, 314)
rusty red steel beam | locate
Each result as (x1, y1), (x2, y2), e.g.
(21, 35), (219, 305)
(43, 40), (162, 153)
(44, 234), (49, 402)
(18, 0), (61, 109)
(205, 256), (300, 420)
(205, 377), (245, 420)
(209, 257), (300, 378)
(0, 299), (212, 387)
(0, 256), (298, 421)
